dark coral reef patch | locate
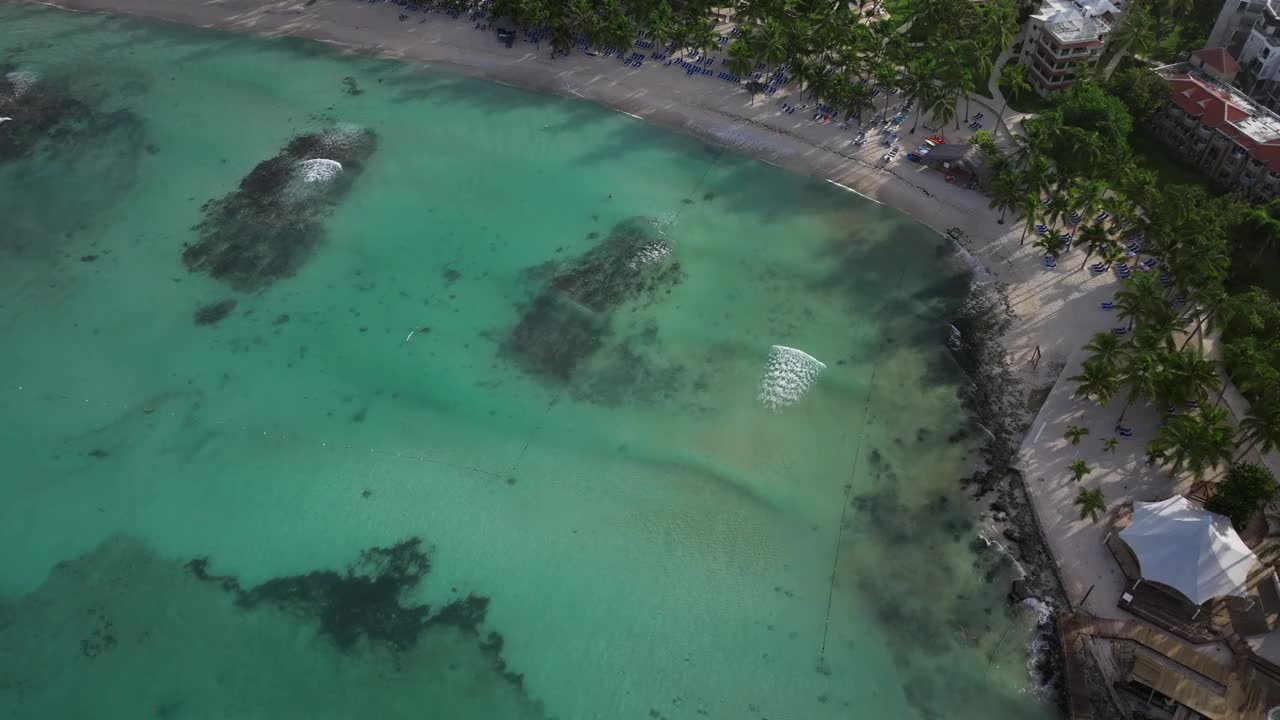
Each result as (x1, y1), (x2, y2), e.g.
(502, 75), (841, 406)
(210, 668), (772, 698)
(185, 537), (525, 688)
(0, 66), (92, 162)
(183, 126), (377, 291)
(504, 216), (685, 401)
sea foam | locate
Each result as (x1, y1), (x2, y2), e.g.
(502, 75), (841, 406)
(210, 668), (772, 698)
(758, 345), (826, 410)
(4, 70), (39, 100)
(297, 158), (343, 183)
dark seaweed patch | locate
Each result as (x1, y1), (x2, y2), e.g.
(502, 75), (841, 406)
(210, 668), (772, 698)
(183, 127), (376, 291)
(0, 66), (92, 163)
(184, 538), (523, 686)
(194, 299), (238, 326)
(503, 216), (683, 396)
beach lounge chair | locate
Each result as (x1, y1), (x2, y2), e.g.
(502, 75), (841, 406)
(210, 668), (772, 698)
(1116, 424), (1134, 437)
(1096, 211), (1109, 222)
(1069, 212), (1082, 225)
(1035, 223), (1049, 235)
(972, 112), (983, 120)
(1114, 327), (1128, 336)
(1101, 301), (1115, 310)
(1090, 263), (1109, 273)
(1043, 256), (1057, 268)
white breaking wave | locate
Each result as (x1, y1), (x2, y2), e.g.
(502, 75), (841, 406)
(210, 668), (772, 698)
(976, 530), (1028, 579)
(627, 240), (670, 270)
(1020, 596), (1059, 701)
(758, 345), (826, 410)
(297, 158), (343, 183)
(4, 71), (39, 100)
(1020, 596), (1053, 625)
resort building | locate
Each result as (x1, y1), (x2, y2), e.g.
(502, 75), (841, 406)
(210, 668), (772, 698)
(1018, 0), (1119, 95)
(1152, 60), (1280, 201)
(1208, 0), (1268, 55)
(1205, 0), (1280, 111)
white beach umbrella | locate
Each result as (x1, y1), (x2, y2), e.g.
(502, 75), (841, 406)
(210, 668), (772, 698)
(1120, 496), (1262, 606)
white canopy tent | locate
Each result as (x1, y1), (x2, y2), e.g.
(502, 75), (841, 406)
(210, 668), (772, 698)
(1119, 496), (1262, 606)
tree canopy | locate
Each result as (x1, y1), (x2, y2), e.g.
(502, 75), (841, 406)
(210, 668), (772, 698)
(1206, 462), (1278, 530)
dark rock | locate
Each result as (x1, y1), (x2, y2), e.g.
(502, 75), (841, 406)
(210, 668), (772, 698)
(194, 299), (238, 326)
(1008, 579), (1030, 604)
(184, 127), (377, 291)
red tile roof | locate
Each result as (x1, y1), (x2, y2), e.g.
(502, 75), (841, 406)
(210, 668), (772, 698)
(1191, 47), (1241, 77)
(1166, 72), (1280, 171)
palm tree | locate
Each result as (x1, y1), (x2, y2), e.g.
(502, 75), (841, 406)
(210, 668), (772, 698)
(1083, 331), (1126, 370)
(1147, 406), (1235, 480)
(1015, 189), (1043, 246)
(989, 167), (1023, 225)
(929, 86), (959, 138)
(1102, 437), (1119, 454)
(1115, 348), (1162, 426)
(726, 38), (756, 80)
(1075, 487), (1107, 521)
(1114, 272), (1165, 331)
(1069, 458), (1092, 482)
(1101, 6), (1157, 79)
(997, 62), (1031, 118)
(1162, 349), (1220, 406)
(1077, 221), (1113, 270)
(1072, 359), (1120, 404)
(1032, 232), (1067, 259)
(1238, 391), (1280, 461)
(1065, 425), (1090, 445)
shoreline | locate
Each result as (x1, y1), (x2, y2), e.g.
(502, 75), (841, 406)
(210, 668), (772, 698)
(15, 0), (1105, 710)
(20, 0), (1002, 246)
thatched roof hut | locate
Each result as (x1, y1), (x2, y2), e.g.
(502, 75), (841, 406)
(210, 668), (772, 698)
(923, 143), (990, 182)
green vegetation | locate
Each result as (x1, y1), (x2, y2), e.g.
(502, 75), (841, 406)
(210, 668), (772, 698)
(1098, 0), (1220, 74)
(483, 0), (1018, 127)
(1074, 487), (1107, 521)
(1129, 133), (1211, 192)
(1069, 458), (1093, 482)
(1206, 463), (1278, 530)
(1064, 424), (1089, 445)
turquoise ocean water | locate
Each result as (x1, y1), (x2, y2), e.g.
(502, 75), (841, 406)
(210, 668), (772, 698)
(0, 5), (1052, 719)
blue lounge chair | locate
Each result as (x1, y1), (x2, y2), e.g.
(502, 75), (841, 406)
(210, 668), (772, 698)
(1114, 327), (1128, 336)
(1116, 425), (1134, 437)
(1044, 256), (1057, 268)
(1090, 263), (1109, 273)
(1102, 301), (1117, 310)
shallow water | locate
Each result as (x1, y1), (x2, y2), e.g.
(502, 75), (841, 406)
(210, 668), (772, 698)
(0, 5), (1053, 719)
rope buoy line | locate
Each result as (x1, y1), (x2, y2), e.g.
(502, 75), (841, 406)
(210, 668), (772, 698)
(817, 263), (910, 666)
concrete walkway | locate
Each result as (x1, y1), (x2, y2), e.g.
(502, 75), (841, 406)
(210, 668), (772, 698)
(1014, 343), (1197, 616)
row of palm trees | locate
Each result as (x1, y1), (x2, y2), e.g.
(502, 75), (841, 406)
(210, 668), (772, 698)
(1068, 272), (1280, 484)
(477, 0), (1020, 132)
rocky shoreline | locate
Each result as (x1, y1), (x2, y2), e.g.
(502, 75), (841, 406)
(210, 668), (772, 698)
(944, 229), (1123, 718)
